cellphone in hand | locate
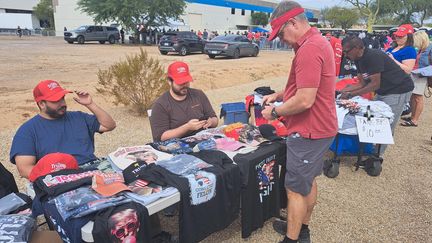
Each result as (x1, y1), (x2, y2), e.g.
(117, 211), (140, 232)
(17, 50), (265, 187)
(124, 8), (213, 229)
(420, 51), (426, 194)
(199, 116), (208, 121)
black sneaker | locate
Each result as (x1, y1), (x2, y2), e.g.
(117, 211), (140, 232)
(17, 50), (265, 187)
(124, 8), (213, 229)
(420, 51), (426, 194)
(272, 219), (311, 243)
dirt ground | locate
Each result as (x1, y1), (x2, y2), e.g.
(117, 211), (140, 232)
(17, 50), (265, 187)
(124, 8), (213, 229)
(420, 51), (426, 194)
(1, 36), (431, 242)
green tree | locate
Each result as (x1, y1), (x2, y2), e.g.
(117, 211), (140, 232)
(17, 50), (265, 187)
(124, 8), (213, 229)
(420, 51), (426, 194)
(33, 0), (54, 28)
(344, 0), (381, 33)
(376, 0), (432, 26)
(77, 0), (186, 31)
(251, 12), (269, 27)
(325, 7), (360, 29)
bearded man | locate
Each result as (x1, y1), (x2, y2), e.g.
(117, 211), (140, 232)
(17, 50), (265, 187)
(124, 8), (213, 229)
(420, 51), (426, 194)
(150, 61), (218, 142)
(10, 80), (116, 179)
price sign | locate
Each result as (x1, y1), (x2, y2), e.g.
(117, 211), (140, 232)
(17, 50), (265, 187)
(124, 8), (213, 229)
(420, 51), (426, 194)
(355, 116), (394, 144)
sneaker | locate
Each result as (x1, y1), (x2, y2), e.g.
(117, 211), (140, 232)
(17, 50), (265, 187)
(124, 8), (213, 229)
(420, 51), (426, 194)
(272, 219), (311, 243)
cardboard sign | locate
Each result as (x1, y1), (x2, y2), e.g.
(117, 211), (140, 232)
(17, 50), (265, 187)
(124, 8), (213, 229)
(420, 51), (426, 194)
(355, 116), (394, 144)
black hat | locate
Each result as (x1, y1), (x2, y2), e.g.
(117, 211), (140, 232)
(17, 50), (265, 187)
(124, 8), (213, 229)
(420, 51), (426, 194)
(258, 124), (281, 141)
(122, 161), (147, 184)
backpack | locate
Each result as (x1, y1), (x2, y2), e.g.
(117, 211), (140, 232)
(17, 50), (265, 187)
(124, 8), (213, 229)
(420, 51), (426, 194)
(0, 162), (18, 198)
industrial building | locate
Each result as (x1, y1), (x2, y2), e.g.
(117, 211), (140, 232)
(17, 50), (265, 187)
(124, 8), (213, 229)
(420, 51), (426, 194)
(0, 0), (41, 31)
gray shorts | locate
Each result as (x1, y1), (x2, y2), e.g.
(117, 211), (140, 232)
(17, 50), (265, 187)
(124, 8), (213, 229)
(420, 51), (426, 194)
(285, 134), (334, 196)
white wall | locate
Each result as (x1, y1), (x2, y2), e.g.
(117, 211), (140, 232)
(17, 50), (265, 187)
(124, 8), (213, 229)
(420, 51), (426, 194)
(53, 0), (95, 36)
(0, 0), (39, 11)
(0, 13), (34, 29)
(184, 3), (255, 33)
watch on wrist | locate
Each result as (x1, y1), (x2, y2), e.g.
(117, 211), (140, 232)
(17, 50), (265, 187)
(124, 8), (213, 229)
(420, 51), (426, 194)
(271, 107), (279, 119)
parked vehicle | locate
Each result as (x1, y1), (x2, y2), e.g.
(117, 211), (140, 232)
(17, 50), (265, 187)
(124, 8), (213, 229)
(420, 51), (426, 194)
(204, 35), (259, 59)
(64, 25), (120, 44)
(158, 31), (205, 56)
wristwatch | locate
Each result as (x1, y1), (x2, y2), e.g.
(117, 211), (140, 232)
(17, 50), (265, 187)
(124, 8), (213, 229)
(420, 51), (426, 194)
(271, 107), (279, 119)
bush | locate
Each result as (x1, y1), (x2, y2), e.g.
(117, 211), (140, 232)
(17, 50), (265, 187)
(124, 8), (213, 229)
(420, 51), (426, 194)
(97, 48), (168, 115)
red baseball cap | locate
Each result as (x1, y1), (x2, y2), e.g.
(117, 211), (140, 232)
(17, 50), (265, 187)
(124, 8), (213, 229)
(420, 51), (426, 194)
(394, 24), (414, 37)
(167, 61), (193, 85)
(92, 173), (131, 196)
(33, 80), (72, 102)
(29, 153), (79, 182)
(268, 7), (305, 41)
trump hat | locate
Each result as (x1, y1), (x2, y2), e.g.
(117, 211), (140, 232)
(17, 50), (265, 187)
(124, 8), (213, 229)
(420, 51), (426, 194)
(33, 80), (72, 102)
(393, 24), (414, 37)
(167, 61), (193, 85)
(29, 153), (79, 182)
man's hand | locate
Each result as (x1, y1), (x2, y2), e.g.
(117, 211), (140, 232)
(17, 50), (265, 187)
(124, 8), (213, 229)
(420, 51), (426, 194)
(203, 117), (213, 129)
(339, 91), (351, 100)
(187, 119), (206, 131)
(262, 93), (280, 106)
(73, 91), (93, 106)
(261, 105), (275, 120)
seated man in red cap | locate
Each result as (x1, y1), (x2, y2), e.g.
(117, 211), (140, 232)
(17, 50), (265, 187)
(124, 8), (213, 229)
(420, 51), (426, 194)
(150, 61), (218, 142)
(10, 80), (116, 179)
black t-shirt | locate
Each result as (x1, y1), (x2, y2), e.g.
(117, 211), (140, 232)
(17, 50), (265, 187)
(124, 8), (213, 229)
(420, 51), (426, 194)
(135, 151), (240, 243)
(355, 48), (414, 95)
(233, 141), (286, 238)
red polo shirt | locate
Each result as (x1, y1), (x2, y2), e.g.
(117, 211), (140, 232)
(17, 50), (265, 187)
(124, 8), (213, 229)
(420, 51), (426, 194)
(282, 27), (337, 139)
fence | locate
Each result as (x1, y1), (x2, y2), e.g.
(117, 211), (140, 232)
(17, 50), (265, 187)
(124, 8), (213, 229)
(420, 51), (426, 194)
(0, 28), (56, 36)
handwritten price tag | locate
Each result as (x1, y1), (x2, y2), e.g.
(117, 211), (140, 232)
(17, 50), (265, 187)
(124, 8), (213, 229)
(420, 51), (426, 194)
(355, 116), (394, 144)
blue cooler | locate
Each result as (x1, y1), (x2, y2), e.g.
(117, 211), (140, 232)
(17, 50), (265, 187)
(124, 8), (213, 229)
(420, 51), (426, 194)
(220, 102), (249, 125)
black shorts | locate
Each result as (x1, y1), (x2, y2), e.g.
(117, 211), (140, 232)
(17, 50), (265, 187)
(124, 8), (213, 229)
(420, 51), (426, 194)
(285, 133), (334, 196)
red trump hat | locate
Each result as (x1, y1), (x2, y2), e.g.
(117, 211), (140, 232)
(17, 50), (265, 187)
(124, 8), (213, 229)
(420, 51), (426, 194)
(29, 153), (79, 182)
(33, 80), (72, 102)
(167, 61), (193, 85)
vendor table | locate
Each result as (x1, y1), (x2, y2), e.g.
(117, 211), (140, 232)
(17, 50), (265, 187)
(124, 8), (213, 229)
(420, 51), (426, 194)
(43, 142), (286, 243)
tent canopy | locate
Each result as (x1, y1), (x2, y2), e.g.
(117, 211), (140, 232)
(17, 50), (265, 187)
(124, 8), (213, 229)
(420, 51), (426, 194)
(251, 26), (269, 33)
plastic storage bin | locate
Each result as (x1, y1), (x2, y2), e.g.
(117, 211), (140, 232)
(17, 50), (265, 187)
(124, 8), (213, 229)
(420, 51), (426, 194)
(220, 102), (249, 125)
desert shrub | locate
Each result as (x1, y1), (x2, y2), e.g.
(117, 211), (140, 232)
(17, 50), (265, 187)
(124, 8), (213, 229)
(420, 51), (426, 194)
(97, 48), (168, 115)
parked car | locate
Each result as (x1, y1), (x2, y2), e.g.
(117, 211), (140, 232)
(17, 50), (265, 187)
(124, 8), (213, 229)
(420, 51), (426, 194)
(158, 31), (205, 56)
(64, 25), (120, 44)
(204, 35), (259, 59)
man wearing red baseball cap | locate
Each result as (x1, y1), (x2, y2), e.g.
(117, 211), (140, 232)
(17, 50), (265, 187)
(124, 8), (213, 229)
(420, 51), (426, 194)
(150, 61), (218, 141)
(10, 80), (116, 179)
(261, 1), (337, 242)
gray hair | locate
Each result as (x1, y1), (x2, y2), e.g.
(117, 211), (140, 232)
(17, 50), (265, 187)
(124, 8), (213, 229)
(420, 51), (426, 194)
(270, 1), (308, 22)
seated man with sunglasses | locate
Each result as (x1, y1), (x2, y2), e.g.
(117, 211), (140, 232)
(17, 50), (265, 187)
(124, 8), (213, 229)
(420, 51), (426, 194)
(340, 36), (414, 153)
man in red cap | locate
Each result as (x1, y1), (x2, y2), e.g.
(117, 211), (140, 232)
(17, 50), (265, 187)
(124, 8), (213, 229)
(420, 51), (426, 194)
(261, 1), (337, 242)
(150, 61), (218, 141)
(10, 80), (116, 179)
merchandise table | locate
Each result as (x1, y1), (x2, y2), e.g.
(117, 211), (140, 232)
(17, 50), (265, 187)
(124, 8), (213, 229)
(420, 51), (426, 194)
(42, 141), (286, 243)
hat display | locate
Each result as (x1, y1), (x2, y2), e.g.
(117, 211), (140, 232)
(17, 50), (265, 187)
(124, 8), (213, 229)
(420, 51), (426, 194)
(29, 153), (79, 182)
(33, 80), (72, 102)
(238, 125), (268, 146)
(167, 61), (193, 85)
(393, 24), (414, 37)
(92, 173), (131, 196)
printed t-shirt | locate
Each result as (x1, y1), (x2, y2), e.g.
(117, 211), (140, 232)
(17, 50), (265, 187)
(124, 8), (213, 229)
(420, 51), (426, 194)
(355, 48), (414, 95)
(283, 27), (338, 139)
(386, 46), (417, 63)
(10, 111), (100, 165)
(150, 88), (217, 141)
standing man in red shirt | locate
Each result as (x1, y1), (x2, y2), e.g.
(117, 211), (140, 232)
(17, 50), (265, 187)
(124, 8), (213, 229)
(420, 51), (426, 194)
(261, 1), (338, 242)
(326, 33), (343, 76)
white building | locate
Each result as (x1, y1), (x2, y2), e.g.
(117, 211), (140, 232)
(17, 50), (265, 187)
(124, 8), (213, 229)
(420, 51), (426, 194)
(0, 0), (41, 30)
(52, 0), (319, 36)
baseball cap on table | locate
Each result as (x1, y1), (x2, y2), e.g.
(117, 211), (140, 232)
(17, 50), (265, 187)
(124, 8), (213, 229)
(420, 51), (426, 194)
(258, 124), (281, 141)
(167, 61), (193, 85)
(268, 7), (305, 41)
(393, 24), (414, 37)
(33, 80), (72, 102)
(92, 173), (131, 196)
(29, 153), (79, 182)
